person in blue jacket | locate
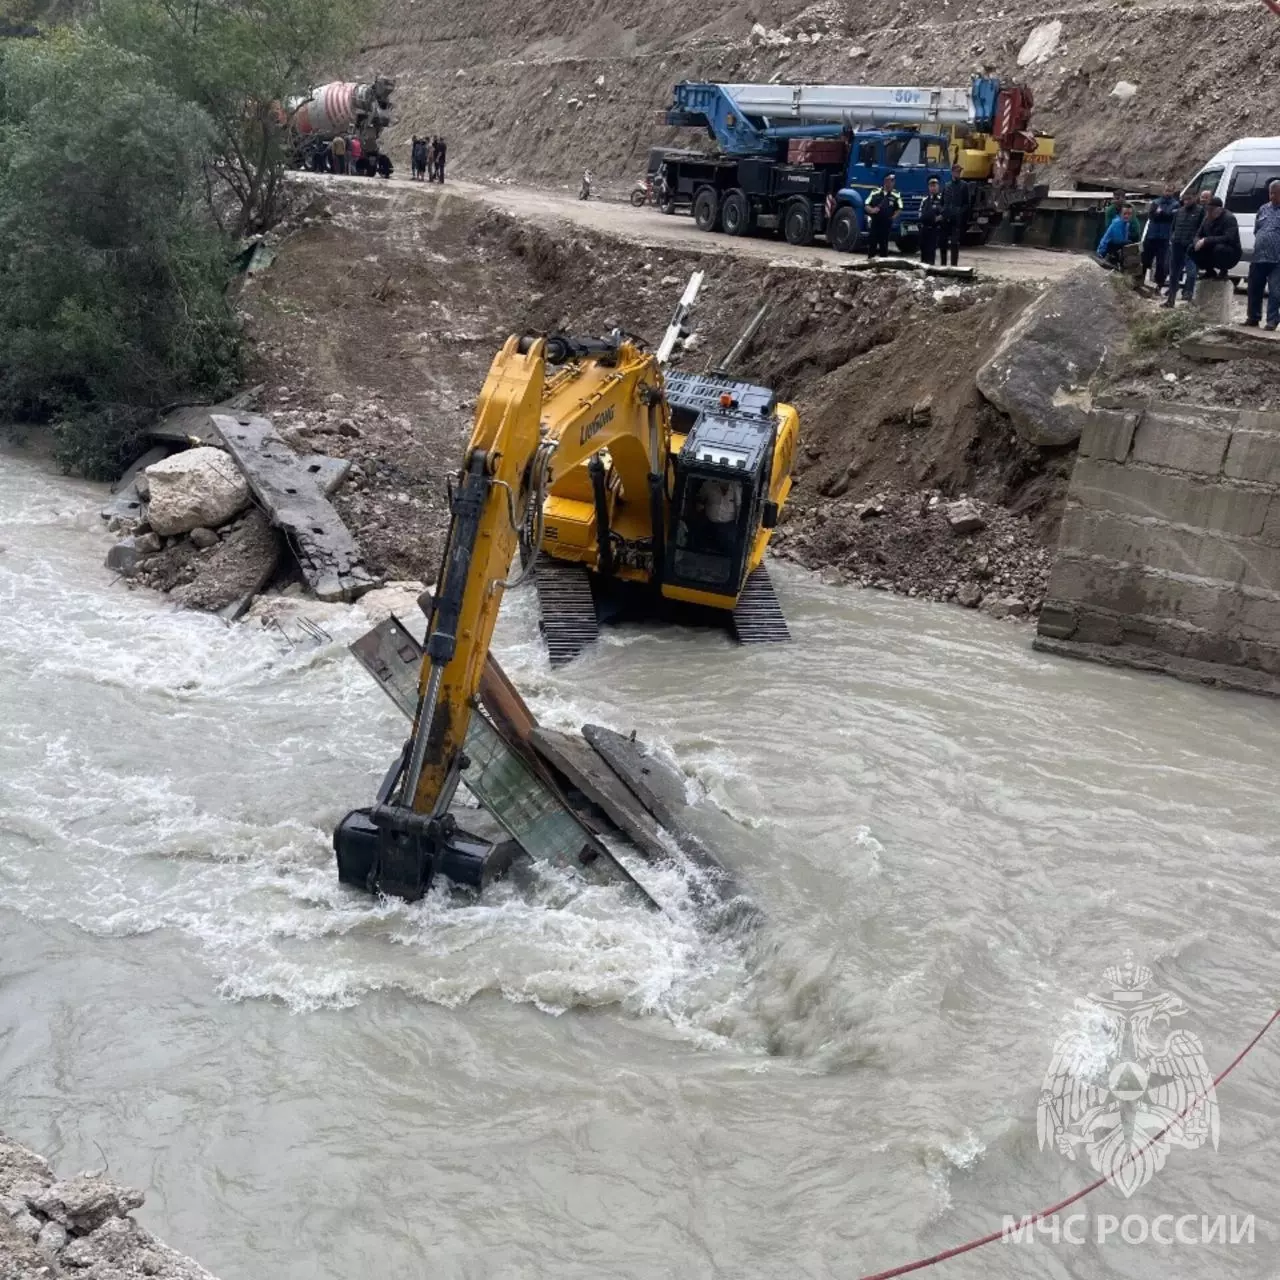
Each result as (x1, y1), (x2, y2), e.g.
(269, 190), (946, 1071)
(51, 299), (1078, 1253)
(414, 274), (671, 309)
(1096, 203), (1136, 269)
(1141, 182), (1180, 288)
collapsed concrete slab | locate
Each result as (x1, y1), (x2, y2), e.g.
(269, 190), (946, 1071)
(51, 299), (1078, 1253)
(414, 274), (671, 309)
(212, 412), (374, 602)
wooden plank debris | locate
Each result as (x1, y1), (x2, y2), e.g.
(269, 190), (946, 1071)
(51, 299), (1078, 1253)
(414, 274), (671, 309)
(212, 412), (374, 602)
(1180, 326), (1280, 366)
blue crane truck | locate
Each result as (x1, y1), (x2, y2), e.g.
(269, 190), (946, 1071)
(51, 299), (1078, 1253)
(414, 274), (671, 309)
(658, 79), (1049, 253)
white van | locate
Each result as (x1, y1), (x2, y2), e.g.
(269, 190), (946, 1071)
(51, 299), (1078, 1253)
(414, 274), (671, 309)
(1182, 137), (1280, 280)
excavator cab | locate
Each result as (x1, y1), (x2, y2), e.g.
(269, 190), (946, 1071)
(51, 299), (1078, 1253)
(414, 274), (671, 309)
(663, 374), (780, 604)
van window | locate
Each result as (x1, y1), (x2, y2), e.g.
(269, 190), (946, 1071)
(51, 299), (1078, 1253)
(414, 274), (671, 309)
(1183, 168), (1223, 199)
(1227, 168), (1280, 213)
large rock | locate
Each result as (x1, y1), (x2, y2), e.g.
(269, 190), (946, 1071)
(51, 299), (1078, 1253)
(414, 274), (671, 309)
(976, 265), (1130, 448)
(29, 1175), (144, 1233)
(145, 447), (250, 536)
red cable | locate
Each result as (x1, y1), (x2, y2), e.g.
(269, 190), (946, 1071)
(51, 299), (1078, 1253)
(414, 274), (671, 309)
(858, 1007), (1280, 1280)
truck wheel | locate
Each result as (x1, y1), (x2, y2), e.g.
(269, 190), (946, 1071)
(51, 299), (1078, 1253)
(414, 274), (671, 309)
(783, 200), (814, 246)
(828, 206), (861, 253)
(721, 189), (752, 237)
(693, 188), (720, 232)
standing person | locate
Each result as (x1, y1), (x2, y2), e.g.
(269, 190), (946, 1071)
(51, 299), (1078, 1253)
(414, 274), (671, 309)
(940, 163), (971, 266)
(1142, 181), (1179, 289)
(1182, 188), (1216, 296)
(1191, 197), (1242, 280)
(918, 176), (944, 266)
(865, 173), (902, 259)
(329, 133), (346, 175)
(426, 136), (439, 182)
(347, 131), (363, 176)
(410, 136), (423, 180)
(1163, 188), (1205, 307)
(1096, 203), (1136, 269)
(579, 169), (593, 200)
(435, 136), (447, 183)
(1245, 179), (1280, 331)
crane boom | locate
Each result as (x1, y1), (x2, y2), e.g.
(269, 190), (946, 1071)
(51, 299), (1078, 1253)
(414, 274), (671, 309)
(715, 82), (985, 130)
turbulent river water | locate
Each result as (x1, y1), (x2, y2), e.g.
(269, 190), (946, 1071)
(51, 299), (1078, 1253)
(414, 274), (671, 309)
(1, 450), (1278, 1279)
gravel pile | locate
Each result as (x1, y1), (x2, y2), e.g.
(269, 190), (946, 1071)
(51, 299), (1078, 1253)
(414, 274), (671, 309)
(771, 488), (1054, 620)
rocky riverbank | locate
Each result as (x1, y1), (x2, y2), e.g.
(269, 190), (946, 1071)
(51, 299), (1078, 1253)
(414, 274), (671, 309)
(0, 1134), (216, 1280)
(772, 489), (1054, 620)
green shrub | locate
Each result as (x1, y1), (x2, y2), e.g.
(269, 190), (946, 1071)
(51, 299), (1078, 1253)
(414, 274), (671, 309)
(0, 31), (240, 476)
(1128, 306), (1205, 354)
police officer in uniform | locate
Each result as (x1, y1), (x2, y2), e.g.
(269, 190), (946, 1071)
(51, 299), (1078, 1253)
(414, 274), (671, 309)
(866, 174), (903, 259)
(918, 177), (945, 266)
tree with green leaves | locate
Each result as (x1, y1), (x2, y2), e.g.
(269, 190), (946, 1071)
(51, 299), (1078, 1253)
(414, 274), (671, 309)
(0, 30), (241, 476)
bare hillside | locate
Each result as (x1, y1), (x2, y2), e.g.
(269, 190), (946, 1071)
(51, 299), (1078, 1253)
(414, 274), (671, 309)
(356, 0), (1278, 189)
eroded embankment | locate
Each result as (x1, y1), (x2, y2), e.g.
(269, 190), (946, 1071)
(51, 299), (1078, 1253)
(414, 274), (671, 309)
(222, 182), (1066, 618)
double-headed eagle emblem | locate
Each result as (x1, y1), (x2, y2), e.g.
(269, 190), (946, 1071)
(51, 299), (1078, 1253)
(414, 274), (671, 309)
(1037, 954), (1219, 1197)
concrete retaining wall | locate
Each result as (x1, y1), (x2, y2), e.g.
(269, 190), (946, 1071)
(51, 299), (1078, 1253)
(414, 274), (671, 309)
(1035, 400), (1280, 696)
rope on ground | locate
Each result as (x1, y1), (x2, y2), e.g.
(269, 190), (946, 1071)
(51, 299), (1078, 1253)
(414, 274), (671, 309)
(857, 1006), (1280, 1280)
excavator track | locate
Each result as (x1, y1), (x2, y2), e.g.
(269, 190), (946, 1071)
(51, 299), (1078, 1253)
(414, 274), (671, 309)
(731, 565), (791, 645)
(535, 556), (600, 667)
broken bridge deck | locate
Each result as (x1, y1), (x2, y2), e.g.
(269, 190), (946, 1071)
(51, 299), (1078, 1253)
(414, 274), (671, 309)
(1180, 325), (1280, 365)
(212, 412), (373, 602)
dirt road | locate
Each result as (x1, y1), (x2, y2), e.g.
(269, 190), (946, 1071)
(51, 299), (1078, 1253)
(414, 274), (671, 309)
(299, 171), (1081, 285)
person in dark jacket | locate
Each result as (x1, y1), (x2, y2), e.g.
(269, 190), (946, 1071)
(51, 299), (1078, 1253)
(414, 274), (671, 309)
(1245, 180), (1280, 331)
(411, 136), (427, 181)
(865, 174), (903, 258)
(426, 136), (439, 182)
(1192, 197), (1242, 279)
(434, 137), (447, 182)
(1163, 189), (1204, 306)
(1142, 181), (1179, 288)
(940, 163), (971, 266)
(918, 177), (945, 266)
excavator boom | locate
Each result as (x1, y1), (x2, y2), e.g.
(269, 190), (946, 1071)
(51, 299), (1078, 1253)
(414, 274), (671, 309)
(339, 336), (547, 900)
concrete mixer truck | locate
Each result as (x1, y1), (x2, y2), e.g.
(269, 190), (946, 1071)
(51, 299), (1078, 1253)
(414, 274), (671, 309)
(290, 76), (395, 177)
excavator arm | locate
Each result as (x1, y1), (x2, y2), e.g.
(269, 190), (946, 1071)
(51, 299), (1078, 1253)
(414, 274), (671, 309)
(355, 336), (548, 898)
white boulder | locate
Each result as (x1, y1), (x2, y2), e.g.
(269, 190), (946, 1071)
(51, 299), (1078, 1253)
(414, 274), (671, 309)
(144, 447), (251, 536)
(1017, 20), (1062, 67)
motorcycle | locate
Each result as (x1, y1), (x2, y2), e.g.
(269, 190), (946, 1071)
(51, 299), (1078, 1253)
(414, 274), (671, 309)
(629, 179), (652, 208)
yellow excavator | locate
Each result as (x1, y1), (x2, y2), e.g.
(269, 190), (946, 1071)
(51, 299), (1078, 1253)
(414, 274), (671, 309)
(528, 276), (798, 662)
(334, 286), (799, 898)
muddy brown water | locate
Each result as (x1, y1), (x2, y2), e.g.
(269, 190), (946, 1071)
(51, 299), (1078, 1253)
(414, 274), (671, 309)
(2, 450), (1278, 1279)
